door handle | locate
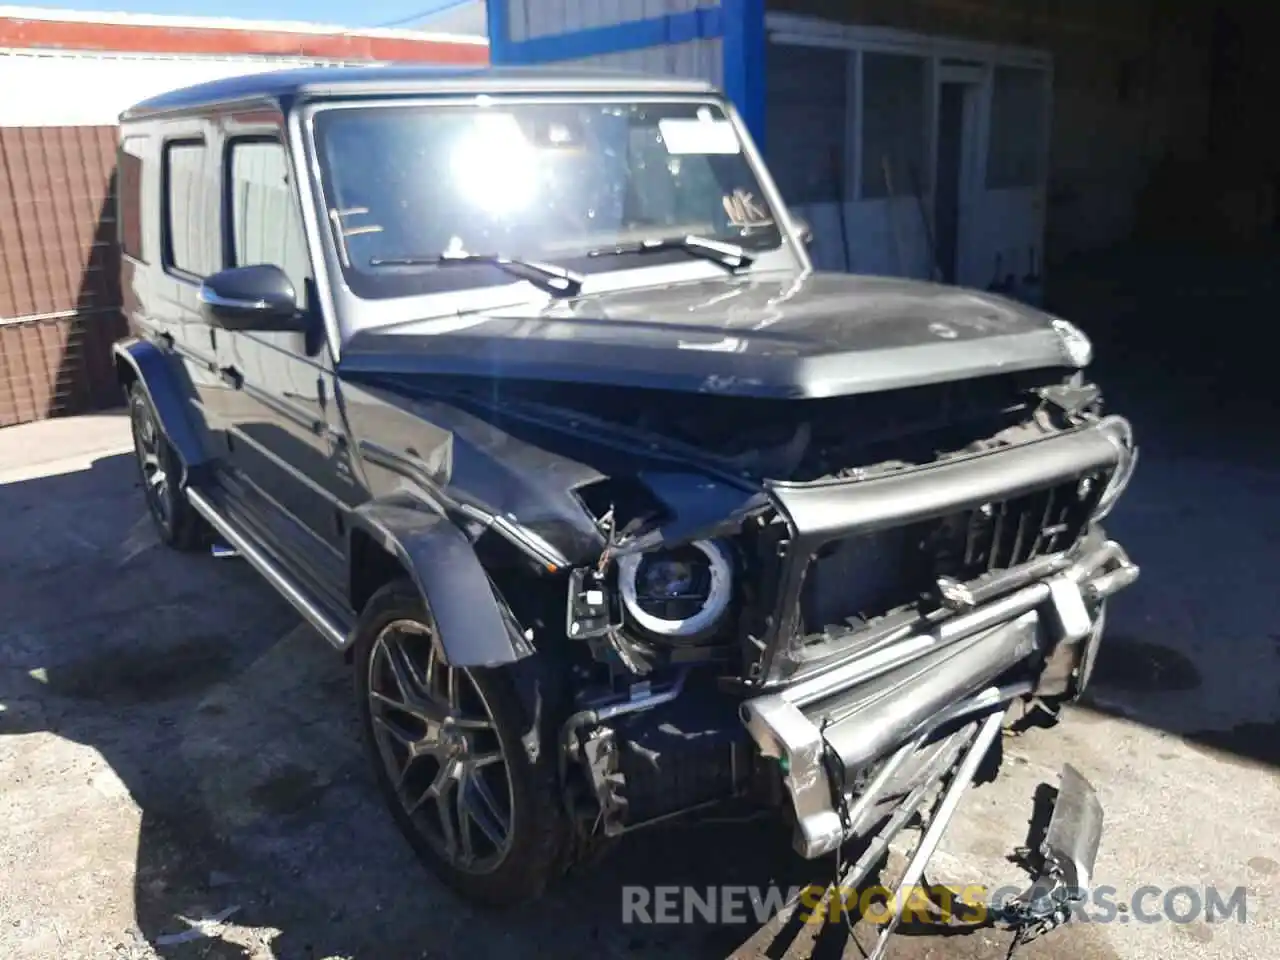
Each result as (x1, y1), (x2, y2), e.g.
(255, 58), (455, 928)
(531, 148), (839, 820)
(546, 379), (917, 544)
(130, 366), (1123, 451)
(218, 365), (243, 389)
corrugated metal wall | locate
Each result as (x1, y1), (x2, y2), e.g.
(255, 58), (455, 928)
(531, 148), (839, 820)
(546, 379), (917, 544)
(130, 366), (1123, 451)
(561, 37), (724, 87)
(499, 0), (728, 91)
(507, 0), (720, 41)
(0, 51), (344, 428)
(0, 51), (359, 428)
(0, 125), (122, 426)
(0, 40), (485, 428)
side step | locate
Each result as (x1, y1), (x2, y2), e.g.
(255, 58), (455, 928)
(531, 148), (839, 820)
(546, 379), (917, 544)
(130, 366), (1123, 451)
(186, 487), (352, 650)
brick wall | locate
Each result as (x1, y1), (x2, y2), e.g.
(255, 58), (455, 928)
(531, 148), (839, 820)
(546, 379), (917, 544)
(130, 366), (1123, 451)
(0, 125), (124, 427)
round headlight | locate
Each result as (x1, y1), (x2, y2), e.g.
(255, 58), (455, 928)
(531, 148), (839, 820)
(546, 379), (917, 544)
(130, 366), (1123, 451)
(1051, 318), (1093, 367)
(617, 540), (733, 641)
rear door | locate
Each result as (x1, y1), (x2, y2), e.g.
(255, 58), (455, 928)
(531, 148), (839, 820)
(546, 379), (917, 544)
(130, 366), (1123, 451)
(213, 115), (350, 604)
(148, 126), (231, 456)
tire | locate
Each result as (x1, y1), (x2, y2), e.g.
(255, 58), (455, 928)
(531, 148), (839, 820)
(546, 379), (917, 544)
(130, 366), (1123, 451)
(353, 578), (567, 906)
(127, 380), (206, 551)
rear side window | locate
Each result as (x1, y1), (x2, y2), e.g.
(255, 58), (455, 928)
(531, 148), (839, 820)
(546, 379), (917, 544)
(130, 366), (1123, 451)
(163, 140), (216, 278)
(227, 139), (311, 305)
(118, 136), (148, 261)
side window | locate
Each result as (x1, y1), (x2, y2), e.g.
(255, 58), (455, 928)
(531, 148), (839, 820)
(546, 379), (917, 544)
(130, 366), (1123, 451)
(163, 140), (217, 277)
(227, 139), (311, 306)
(118, 136), (148, 262)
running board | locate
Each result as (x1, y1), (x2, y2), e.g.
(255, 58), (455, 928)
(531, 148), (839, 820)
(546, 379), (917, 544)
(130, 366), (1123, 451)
(186, 487), (351, 650)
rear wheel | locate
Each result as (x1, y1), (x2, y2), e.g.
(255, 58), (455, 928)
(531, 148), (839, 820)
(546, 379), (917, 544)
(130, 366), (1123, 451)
(127, 381), (205, 551)
(353, 579), (566, 906)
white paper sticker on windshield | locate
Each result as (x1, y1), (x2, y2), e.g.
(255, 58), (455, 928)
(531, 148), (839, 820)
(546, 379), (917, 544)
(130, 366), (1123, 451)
(658, 118), (741, 155)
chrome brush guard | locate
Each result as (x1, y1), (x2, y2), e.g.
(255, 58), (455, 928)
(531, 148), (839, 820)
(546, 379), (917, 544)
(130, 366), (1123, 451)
(741, 535), (1136, 860)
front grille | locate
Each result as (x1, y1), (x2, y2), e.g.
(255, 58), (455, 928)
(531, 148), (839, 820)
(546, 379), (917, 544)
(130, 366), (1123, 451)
(923, 472), (1107, 581)
(798, 472), (1109, 636)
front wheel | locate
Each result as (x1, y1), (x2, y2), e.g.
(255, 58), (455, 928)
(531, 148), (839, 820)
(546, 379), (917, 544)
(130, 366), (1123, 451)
(352, 579), (567, 906)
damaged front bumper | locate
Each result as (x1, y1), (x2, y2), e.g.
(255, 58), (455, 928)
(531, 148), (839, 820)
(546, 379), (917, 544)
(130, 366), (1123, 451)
(740, 535), (1138, 860)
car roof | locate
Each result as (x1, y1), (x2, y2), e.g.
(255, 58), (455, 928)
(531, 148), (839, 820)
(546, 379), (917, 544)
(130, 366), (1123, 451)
(119, 64), (720, 121)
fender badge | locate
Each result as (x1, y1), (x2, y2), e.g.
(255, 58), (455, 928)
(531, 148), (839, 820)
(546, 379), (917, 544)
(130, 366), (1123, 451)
(929, 322), (959, 340)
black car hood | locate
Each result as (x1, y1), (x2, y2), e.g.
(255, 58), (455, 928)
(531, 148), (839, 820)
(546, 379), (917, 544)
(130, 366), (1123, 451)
(339, 271), (1076, 399)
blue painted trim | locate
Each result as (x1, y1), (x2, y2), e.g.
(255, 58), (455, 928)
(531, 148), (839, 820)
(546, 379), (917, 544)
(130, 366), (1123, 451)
(486, 0), (512, 63)
(496, 7), (724, 65)
(721, 0), (766, 147)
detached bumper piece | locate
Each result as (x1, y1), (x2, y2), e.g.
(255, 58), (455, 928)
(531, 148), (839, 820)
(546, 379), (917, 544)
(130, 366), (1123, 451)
(845, 754), (1104, 960)
(995, 763), (1104, 944)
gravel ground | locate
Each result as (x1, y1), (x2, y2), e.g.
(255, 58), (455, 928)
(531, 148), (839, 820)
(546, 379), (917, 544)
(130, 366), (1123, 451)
(2, 354), (1278, 960)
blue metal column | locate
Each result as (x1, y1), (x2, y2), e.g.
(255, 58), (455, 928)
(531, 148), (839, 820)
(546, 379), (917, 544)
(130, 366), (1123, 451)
(721, 0), (766, 147)
(486, 0), (511, 62)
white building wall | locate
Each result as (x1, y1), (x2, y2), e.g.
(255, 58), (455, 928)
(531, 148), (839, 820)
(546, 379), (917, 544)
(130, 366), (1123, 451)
(508, 0), (720, 41)
(0, 49), (368, 127)
(561, 37), (723, 87)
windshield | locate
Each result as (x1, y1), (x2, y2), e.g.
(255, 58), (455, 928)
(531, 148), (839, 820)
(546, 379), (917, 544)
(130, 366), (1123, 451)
(311, 98), (784, 299)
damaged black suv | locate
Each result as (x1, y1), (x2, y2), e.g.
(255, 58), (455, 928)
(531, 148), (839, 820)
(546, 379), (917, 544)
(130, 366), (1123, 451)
(115, 66), (1139, 935)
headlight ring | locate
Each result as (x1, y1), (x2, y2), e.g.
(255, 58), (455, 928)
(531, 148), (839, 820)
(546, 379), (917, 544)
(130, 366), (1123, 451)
(616, 540), (733, 642)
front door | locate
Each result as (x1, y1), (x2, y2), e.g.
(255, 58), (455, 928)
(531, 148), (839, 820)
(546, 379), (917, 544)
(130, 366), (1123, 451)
(215, 127), (350, 604)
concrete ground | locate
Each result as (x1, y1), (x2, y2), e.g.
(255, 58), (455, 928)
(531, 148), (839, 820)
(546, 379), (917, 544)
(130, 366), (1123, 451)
(2, 248), (1279, 959)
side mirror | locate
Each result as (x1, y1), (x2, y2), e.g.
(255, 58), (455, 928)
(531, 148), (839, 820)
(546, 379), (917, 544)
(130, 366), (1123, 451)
(791, 217), (813, 246)
(199, 264), (303, 332)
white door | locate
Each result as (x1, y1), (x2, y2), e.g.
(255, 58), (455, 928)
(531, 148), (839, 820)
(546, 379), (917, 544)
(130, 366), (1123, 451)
(963, 63), (1052, 294)
(932, 63), (985, 285)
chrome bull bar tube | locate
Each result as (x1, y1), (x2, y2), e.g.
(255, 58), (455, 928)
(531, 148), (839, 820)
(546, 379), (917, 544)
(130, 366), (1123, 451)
(778, 538), (1137, 711)
(741, 537), (1138, 859)
(863, 711), (1007, 960)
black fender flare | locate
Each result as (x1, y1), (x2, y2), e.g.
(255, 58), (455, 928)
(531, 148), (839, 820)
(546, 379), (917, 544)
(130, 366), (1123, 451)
(348, 495), (535, 668)
(112, 337), (211, 478)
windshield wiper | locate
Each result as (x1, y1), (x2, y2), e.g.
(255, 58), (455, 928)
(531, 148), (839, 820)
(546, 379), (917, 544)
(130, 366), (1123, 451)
(587, 235), (753, 271)
(368, 250), (585, 298)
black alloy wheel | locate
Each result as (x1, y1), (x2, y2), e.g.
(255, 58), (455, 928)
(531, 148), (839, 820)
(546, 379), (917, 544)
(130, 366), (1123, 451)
(353, 580), (566, 906)
(366, 617), (516, 873)
(127, 381), (204, 550)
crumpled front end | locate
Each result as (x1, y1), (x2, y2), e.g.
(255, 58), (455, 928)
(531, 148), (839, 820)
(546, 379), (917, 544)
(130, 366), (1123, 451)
(551, 375), (1139, 948)
(737, 415), (1139, 859)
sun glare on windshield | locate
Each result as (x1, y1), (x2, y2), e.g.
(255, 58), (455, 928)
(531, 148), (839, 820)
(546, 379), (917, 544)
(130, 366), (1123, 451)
(313, 98), (783, 299)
